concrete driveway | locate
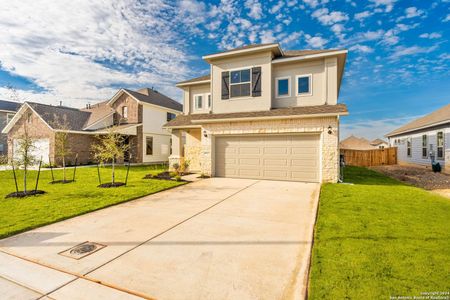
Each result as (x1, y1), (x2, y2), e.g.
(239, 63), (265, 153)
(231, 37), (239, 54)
(0, 178), (320, 300)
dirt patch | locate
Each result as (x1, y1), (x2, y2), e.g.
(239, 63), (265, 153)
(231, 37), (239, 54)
(6, 190), (46, 198)
(371, 165), (450, 190)
(97, 182), (126, 188)
(50, 180), (75, 184)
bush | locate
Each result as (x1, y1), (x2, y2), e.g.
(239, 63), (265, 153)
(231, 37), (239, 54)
(432, 162), (442, 173)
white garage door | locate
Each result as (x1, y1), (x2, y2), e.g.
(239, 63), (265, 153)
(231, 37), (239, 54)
(215, 134), (320, 182)
(13, 138), (50, 164)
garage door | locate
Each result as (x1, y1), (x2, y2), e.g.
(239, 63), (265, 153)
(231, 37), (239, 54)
(215, 134), (320, 182)
(13, 138), (50, 164)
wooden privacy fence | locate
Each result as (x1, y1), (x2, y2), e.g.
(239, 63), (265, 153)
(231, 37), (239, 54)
(340, 147), (397, 167)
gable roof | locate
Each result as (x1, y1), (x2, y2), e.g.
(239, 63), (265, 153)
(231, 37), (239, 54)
(176, 74), (211, 86)
(0, 99), (21, 112)
(371, 138), (388, 146)
(386, 103), (450, 137)
(122, 88), (182, 112)
(340, 135), (376, 150)
(28, 102), (92, 131)
(203, 43), (283, 61)
(164, 104), (348, 127)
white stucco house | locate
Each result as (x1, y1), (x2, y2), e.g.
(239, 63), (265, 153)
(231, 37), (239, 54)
(386, 103), (450, 172)
(164, 43), (349, 183)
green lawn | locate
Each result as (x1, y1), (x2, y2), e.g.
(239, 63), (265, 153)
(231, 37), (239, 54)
(309, 166), (450, 299)
(0, 165), (185, 239)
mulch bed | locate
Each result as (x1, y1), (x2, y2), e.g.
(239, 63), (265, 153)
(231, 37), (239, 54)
(6, 190), (46, 198)
(371, 165), (450, 190)
(50, 180), (75, 184)
(143, 171), (191, 181)
(97, 182), (126, 188)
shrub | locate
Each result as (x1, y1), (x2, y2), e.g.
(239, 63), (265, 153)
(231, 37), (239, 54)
(432, 162), (442, 173)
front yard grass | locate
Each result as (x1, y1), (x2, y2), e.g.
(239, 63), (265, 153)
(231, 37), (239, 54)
(0, 165), (185, 239)
(309, 166), (450, 299)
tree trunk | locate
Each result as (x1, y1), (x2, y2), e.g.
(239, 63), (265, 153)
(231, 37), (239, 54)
(24, 165), (27, 193)
(63, 156), (66, 181)
(112, 158), (115, 184)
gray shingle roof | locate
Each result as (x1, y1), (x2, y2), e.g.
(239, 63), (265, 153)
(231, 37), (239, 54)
(124, 89), (182, 112)
(27, 102), (91, 131)
(386, 103), (450, 137)
(0, 100), (21, 112)
(164, 104), (348, 127)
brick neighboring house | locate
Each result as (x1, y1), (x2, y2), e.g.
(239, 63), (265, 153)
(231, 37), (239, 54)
(0, 100), (20, 156)
(2, 88), (182, 165)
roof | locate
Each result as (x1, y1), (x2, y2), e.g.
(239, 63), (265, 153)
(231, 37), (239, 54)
(178, 44), (346, 86)
(0, 99), (21, 112)
(386, 103), (450, 137)
(164, 104), (348, 127)
(123, 88), (182, 112)
(176, 74), (210, 86)
(28, 102), (92, 131)
(371, 138), (388, 146)
(81, 101), (114, 129)
(340, 135), (376, 150)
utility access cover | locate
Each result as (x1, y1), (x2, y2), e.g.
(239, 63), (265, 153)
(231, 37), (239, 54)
(59, 241), (106, 259)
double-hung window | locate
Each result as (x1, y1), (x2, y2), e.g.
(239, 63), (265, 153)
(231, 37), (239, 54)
(122, 106), (128, 119)
(194, 94), (203, 110)
(146, 137), (153, 155)
(276, 77), (290, 98)
(230, 69), (251, 98)
(407, 137), (412, 157)
(437, 131), (444, 159)
(167, 112), (176, 122)
(296, 75), (312, 96)
(422, 135), (428, 158)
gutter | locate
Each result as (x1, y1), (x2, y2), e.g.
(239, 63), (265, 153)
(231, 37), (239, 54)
(385, 119), (450, 137)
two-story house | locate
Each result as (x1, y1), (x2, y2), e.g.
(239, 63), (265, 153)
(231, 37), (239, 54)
(0, 100), (20, 156)
(2, 88), (182, 165)
(165, 43), (349, 183)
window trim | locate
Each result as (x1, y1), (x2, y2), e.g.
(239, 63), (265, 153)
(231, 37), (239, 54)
(207, 93), (211, 108)
(229, 68), (252, 99)
(437, 131), (444, 159)
(166, 112), (176, 122)
(407, 137), (412, 157)
(275, 76), (291, 98)
(295, 74), (313, 97)
(194, 94), (203, 110)
(422, 134), (428, 158)
(146, 136), (153, 156)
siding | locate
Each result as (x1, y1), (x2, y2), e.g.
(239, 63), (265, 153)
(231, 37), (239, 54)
(390, 125), (449, 166)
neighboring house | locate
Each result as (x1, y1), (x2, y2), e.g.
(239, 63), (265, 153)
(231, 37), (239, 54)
(386, 103), (450, 170)
(2, 88), (182, 165)
(165, 43), (349, 183)
(340, 135), (388, 150)
(0, 100), (20, 156)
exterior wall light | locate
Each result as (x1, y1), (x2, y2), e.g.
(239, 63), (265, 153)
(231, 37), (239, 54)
(203, 131), (208, 138)
(327, 125), (333, 135)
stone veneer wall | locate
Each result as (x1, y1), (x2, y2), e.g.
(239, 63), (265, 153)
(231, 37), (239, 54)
(184, 145), (202, 172)
(199, 116), (340, 183)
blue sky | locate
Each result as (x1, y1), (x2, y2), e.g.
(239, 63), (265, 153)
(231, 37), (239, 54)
(0, 0), (449, 139)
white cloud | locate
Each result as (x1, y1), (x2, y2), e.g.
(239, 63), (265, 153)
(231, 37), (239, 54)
(443, 14), (450, 22)
(369, 0), (396, 13)
(302, 0), (329, 8)
(260, 30), (277, 43)
(0, 0), (192, 107)
(269, 1), (284, 14)
(419, 32), (442, 39)
(405, 7), (424, 18)
(354, 11), (372, 21)
(311, 8), (349, 26)
(349, 44), (374, 53)
(245, 0), (263, 20)
(304, 34), (328, 48)
(390, 45), (438, 59)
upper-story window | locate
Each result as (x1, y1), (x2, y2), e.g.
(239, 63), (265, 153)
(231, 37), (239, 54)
(276, 77), (291, 98)
(230, 69), (251, 98)
(422, 135), (428, 158)
(27, 112), (32, 124)
(296, 74), (312, 96)
(122, 106), (128, 119)
(167, 112), (176, 122)
(6, 113), (14, 124)
(194, 94), (203, 110)
(437, 131), (444, 159)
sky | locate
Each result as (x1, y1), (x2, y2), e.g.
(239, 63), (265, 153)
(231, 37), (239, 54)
(0, 0), (449, 140)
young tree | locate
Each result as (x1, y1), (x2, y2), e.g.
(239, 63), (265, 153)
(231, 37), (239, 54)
(51, 114), (72, 182)
(91, 126), (129, 185)
(13, 123), (37, 193)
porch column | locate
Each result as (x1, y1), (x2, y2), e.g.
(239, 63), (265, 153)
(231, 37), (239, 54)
(169, 129), (183, 169)
(445, 149), (450, 174)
